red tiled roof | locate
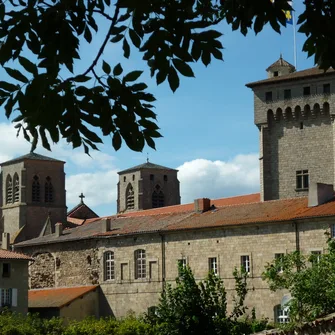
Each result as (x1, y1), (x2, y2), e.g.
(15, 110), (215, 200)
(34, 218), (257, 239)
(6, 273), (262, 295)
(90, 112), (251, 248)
(67, 217), (85, 225)
(28, 285), (98, 308)
(0, 249), (33, 260)
(85, 193), (260, 224)
(246, 67), (335, 88)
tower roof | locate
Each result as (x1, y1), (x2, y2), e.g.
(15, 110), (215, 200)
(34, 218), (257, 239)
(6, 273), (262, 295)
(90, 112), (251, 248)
(1, 152), (64, 166)
(266, 56), (295, 72)
(118, 162), (177, 174)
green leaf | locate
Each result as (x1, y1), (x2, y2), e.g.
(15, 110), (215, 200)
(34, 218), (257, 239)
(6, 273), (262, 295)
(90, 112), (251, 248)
(4, 67), (29, 83)
(123, 38), (130, 58)
(39, 127), (51, 151)
(112, 132), (122, 151)
(145, 135), (156, 150)
(123, 70), (143, 82)
(18, 56), (38, 76)
(84, 26), (92, 43)
(168, 66), (179, 92)
(113, 63), (123, 76)
(131, 83), (147, 91)
(0, 81), (18, 92)
(172, 59), (195, 78)
(156, 69), (168, 85)
(201, 50), (211, 67)
(110, 34), (124, 43)
(74, 75), (91, 82)
(102, 60), (111, 75)
(129, 29), (141, 48)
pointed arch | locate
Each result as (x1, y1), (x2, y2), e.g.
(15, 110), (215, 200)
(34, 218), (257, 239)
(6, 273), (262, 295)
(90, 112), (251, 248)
(152, 185), (164, 208)
(126, 183), (134, 209)
(13, 173), (19, 203)
(6, 175), (13, 204)
(45, 176), (53, 203)
(32, 175), (40, 202)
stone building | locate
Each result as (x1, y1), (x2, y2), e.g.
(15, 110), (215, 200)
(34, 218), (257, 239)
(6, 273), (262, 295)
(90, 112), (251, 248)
(117, 161), (180, 213)
(9, 58), (335, 322)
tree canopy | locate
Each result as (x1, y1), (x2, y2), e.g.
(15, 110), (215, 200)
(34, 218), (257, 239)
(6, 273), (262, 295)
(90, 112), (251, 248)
(0, 0), (333, 153)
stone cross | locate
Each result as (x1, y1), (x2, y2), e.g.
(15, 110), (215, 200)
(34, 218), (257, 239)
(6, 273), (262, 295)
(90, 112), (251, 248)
(79, 192), (85, 204)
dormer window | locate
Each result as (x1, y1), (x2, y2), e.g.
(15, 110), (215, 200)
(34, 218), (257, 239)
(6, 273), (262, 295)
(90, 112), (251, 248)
(265, 91), (273, 102)
(273, 71), (279, 77)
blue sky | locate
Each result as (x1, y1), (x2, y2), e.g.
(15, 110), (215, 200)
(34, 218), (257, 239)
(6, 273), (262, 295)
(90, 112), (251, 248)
(0, 2), (315, 216)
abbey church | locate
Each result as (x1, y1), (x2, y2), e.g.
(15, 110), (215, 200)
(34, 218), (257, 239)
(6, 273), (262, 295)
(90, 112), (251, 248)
(3, 57), (335, 322)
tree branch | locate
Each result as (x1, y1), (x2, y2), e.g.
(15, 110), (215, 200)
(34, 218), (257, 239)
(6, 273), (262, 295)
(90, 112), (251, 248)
(92, 9), (114, 21)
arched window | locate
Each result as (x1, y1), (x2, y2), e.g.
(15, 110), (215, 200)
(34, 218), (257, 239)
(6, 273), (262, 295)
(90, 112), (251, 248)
(13, 174), (19, 203)
(32, 175), (40, 202)
(152, 185), (164, 208)
(126, 184), (134, 209)
(6, 175), (12, 204)
(104, 251), (115, 281)
(134, 249), (146, 279)
(45, 176), (53, 203)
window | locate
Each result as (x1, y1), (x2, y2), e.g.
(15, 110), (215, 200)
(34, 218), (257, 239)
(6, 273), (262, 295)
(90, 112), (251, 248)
(296, 170), (309, 190)
(303, 86), (310, 96)
(275, 253), (284, 272)
(241, 255), (250, 273)
(132, 174), (135, 181)
(331, 224), (335, 238)
(2, 263), (10, 278)
(273, 71), (279, 77)
(45, 176), (53, 203)
(164, 175), (168, 182)
(178, 258), (187, 276)
(275, 305), (289, 324)
(6, 175), (12, 204)
(208, 257), (218, 275)
(152, 185), (164, 208)
(310, 251), (322, 266)
(13, 174), (19, 203)
(123, 176), (126, 182)
(1, 288), (12, 307)
(265, 91), (272, 102)
(284, 89), (291, 99)
(135, 249), (146, 279)
(323, 83), (330, 94)
(32, 175), (40, 202)
(150, 174), (154, 181)
(104, 251), (115, 280)
(126, 184), (134, 209)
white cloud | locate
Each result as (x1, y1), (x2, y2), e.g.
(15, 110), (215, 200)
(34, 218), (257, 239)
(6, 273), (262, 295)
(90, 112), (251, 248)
(66, 169), (119, 207)
(177, 154), (260, 204)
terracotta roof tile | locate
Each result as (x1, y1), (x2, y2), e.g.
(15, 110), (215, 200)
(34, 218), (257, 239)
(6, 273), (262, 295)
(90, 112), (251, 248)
(266, 57), (295, 71)
(16, 194), (335, 248)
(246, 67), (335, 88)
(0, 249), (33, 260)
(67, 217), (86, 225)
(28, 285), (98, 308)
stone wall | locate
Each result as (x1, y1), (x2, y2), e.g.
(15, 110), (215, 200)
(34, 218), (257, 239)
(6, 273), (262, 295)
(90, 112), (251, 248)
(30, 252), (55, 288)
(18, 217), (333, 320)
(252, 74), (335, 201)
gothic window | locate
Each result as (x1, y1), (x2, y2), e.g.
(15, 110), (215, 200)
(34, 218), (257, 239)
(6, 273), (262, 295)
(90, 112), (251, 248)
(32, 175), (40, 202)
(126, 184), (134, 209)
(13, 174), (19, 203)
(45, 176), (53, 203)
(152, 185), (164, 208)
(6, 175), (12, 204)
(104, 251), (115, 281)
(134, 249), (146, 279)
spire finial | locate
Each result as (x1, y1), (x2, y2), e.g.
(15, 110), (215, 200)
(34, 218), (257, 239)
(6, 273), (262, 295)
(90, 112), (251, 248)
(146, 153), (149, 163)
(79, 192), (85, 204)
(280, 53), (283, 59)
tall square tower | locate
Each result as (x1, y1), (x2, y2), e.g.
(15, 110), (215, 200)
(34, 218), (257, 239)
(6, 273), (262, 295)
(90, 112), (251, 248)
(247, 57), (335, 201)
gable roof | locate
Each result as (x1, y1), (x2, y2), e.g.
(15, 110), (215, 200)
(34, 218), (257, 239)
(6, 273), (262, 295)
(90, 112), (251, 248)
(67, 202), (99, 220)
(246, 67), (335, 88)
(0, 249), (33, 261)
(15, 193), (335, 248)
(28, 285), (98, 309)
(1, 153), (64, 166)
(118, 162), (177, 174)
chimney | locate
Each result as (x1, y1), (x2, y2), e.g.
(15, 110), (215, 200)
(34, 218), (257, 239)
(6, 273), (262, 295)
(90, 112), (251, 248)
(308, 183), (334, 207)
(194, 198), (211, 213)
(1, 232), (10, 250)
(101, 218), (111, 233)
(55, 222), (63, 237)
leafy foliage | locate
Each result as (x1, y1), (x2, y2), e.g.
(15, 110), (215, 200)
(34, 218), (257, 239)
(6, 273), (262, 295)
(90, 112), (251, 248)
(0, 0), (332, 153)
(147, 264), (270, 335)
(263, 234), (335, 324)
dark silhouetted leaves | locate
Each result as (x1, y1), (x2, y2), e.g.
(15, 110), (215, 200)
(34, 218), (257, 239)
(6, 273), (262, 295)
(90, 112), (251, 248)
(172, 59), (194, 77)
(124, 70), (142, 82)
(102, 60), (111, 75)
(113, 63), (123, 76)
(168, 66), (179, 92)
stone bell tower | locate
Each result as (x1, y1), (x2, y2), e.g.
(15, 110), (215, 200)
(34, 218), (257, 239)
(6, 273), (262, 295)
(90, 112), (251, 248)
(0, 153), (67, 242)
(117, 161), (180, 213)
